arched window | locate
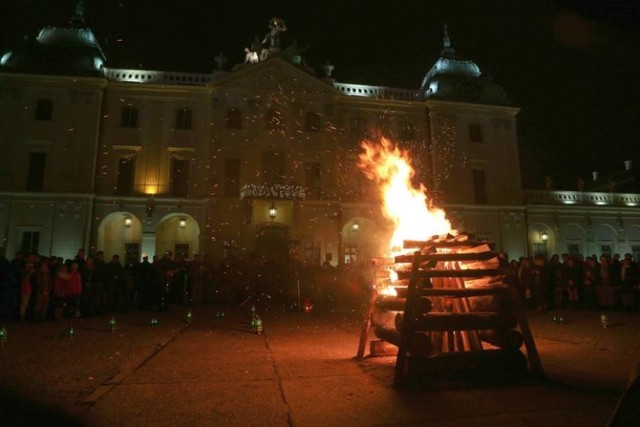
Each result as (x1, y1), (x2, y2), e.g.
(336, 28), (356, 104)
(225, 107), (243, 129)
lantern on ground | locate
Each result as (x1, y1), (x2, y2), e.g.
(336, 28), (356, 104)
(0, 324), (7, 346)
(186, 309), (193, 324)
(109, 315), (117, 333)
(600, 312), (610, 328)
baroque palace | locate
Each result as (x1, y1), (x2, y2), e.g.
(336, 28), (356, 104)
(1, 4), (639, 265)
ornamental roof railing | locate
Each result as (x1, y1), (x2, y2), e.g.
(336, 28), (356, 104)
(523, 190), (640, 207)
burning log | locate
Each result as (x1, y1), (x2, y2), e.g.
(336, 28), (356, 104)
(354, 139), (541, 385)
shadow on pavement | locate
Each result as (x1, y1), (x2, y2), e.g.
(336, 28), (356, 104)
(0, 387), (84, 427)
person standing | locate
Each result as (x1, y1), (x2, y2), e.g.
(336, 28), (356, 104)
(33, 259), (52, 321)
(19, 262), (35, 321)
(105, 255), (124, 312)
(53, 264), (70, 321)
(66, 262), (83, 317)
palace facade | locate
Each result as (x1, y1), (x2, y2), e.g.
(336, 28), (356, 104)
(1, 6), (639, 264)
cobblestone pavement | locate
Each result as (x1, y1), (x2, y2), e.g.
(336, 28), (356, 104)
(0, 305), (637, 426)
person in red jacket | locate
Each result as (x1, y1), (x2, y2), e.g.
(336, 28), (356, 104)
(67, 262), (83, 317)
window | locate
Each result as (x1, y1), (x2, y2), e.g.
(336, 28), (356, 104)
(265, 109), (283, 131)
(26, 152), (46, 191)
(34, 99), (53, 121)
(600, 244), (612, 257)
(224, 158), (241, 197)
(533, 243), (547, 257)
(472, 169), (487, 204)
(350, 117), (366, 137)
(305, 162), (321, 199)
(344, 245), (358, 264)
(398, 121), (415, 141)
(303, 241), (321, 265)
(304, 112), (322, 132)
(262, 151), (285, 184)
(170, 158), (189, 197)
(223, 240), (237, 259)
(174, 243), (190, 262)
(115, 156), (136, 196)
(21, 231), (40, 254)
(567, 243), (580, 257)
(469, 123), (483, 143)
(175, 108), (192, 130)
(632, 245), (640, 263)
(124, 243), (140, 266)
(225, 107), (242, 129)
(120, 106), (138, 128)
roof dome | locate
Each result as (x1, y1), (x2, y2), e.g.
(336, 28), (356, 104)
(0, 1), (105, 77)
(421, 24), (509, 106)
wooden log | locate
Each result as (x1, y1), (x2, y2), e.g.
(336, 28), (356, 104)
(371, 307), (397, 329)
(412, 312), (518, 332)
(377, 296), (432, 313)
(402, 239), (488, 249)
(369, 340), (398, 357)
(374, 326), (433, 357)
(356, 290), (378, 359)
(479, 329), (524, 350)
(420, 286), (510, 298)
(397, 269), (503, 280)
(395, 251), (498, 264)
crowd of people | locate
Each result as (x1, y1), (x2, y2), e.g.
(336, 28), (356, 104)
(3, 244), (635, 324)
(0, 247), (374, 323)
(501, 252), (640, 312)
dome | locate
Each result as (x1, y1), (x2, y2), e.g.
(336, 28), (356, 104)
(0, 2), (105, 77)
(421, 25), (509, 106)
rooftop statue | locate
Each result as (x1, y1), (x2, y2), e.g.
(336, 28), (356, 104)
(260, 17), (287, 61)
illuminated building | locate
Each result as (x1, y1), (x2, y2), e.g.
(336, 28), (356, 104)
(1, 5), (639, 264)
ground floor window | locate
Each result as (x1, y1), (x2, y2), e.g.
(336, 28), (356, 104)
(222, 240), (237, 259)
(600, 243), (612, 257)
(567, 243), (580, 257)
(20, 230), (40, 254)
(344, 245), (358, 264)
(124, 243), (140, 266)
(532, 242), (547, 257)
(174, 243), (190, 261)
(303, 241), (321, 265)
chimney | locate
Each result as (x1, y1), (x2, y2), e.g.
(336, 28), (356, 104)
(592, 171), (599, 181)
(624, 160), (632, 171)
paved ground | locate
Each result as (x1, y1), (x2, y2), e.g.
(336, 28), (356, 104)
(0, 304), (638, 426)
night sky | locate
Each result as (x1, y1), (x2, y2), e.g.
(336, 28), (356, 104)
(1, 0), (639, 189)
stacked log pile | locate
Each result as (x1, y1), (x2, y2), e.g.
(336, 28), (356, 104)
(356, 234), (543, 386)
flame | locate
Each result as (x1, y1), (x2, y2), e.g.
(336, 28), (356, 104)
(358, 137), (452, 255)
